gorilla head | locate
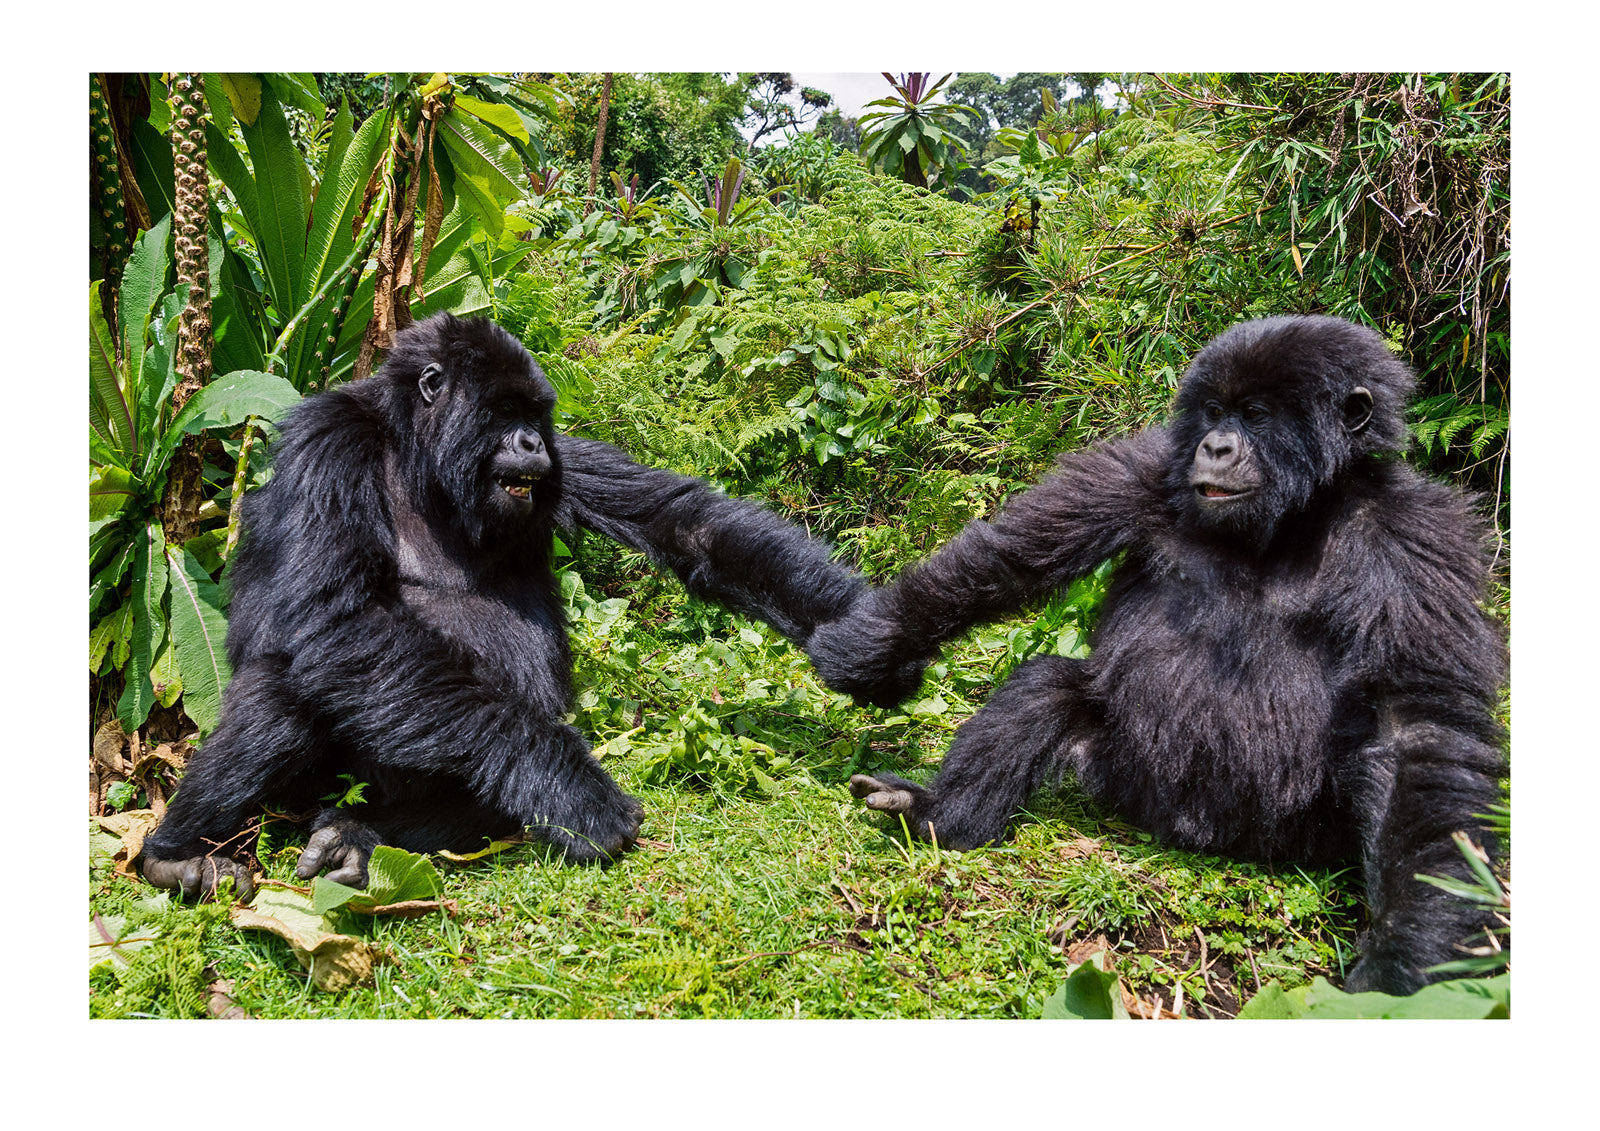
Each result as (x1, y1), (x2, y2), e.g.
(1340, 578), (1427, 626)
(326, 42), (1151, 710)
(1167, 315), (1417, 542)
(381, 313), (564, 545)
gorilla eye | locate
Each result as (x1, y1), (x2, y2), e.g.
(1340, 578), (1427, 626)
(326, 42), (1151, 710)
(1202, 401), (1224, 424)
(1242, 403), (1273, 426)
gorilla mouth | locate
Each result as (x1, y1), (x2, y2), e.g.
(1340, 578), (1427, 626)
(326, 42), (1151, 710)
(498, 474), (544, 501)
(1195, 483), (1253, 501)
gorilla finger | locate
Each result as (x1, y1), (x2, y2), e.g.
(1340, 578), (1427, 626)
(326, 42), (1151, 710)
(848, 774), (919, 813)
(295, 827), (339, 878)
(324, 860), (368, 886)
(212, 859), (256, 902)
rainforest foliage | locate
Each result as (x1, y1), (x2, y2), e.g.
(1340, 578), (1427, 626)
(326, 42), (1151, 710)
(88, 72), (1509, 1019)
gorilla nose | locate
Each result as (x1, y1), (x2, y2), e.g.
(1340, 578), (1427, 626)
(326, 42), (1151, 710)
(1199, 429), (1237, 463)
(515, 428), (546, 455)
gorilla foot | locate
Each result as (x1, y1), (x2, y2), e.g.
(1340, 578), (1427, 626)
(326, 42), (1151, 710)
(849, 772), (925, 815)
(141, 853), (257, 902)
(296, 813), (383, 886)
(848, 773), (1005, 850)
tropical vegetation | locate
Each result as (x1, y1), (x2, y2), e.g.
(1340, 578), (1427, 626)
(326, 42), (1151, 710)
(89, 71), (1509, 1020)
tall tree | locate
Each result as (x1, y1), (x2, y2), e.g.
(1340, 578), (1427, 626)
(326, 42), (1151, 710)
(740, 72), (832, 150)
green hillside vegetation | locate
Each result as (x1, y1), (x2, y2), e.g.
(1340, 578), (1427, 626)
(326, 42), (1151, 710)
(89, 72), (1509, 1019)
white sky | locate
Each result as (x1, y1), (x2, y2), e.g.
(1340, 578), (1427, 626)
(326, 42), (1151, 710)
(790, 72), (903, 119)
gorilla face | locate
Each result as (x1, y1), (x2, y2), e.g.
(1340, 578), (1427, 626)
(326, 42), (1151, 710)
(1167, 316), (1400, 543)
(398, 319), (564, 541)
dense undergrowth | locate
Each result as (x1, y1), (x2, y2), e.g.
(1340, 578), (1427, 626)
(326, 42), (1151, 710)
(89, 72), (1509, 1019)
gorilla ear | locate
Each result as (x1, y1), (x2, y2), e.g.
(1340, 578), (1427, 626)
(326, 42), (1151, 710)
(1343, 386), (1373, 434)
(418, 362), (446, 405)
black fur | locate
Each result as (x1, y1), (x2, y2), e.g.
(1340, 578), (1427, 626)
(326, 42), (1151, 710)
(139, 313), (863, 899)
(808, 315), (1506, 995)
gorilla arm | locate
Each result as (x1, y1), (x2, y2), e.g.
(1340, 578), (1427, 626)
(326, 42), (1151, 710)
(552, 434), (864, 645)
(808, 429), (1171, 707)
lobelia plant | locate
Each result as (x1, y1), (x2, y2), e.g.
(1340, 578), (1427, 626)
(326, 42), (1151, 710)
(90, 219), (300, 734)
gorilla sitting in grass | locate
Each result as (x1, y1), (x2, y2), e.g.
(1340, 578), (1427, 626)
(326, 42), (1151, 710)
(139, 313), (864, 900)
(808, 315), (1506, 995)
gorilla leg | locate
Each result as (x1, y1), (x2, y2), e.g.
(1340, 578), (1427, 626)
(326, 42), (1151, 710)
(139, 658), (321, 901)
(851, 656), (1100, 849)
(294, 724), (646, 888)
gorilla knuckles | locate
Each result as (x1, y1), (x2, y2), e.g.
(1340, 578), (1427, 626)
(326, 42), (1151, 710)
(810, 315), (1506, 996)
(138, 313), (864, 901)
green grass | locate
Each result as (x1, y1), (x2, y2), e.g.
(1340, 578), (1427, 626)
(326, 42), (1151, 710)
(89, 559), (1366, 1021)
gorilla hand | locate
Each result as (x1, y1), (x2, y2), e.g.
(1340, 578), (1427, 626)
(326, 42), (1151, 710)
(807, 592), (931, 708)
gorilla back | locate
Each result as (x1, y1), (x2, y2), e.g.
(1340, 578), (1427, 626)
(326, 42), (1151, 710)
(810, 315), (1506, 995)
(139, 313), (864, 901)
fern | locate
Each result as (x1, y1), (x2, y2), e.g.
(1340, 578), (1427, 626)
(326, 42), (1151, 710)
(1410, 394), (1509, 459)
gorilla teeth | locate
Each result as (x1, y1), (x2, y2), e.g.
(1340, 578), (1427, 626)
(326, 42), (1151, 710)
(498, 475), (543, 500)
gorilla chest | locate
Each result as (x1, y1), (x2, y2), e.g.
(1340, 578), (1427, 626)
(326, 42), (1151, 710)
(1091, 562), (1336, 804)
(400, 582), (572, 712)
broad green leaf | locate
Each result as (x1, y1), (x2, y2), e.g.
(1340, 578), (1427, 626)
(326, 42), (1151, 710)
(311, 846), (444, 915)
(151, 635), (182, 708)
(262, 73), (325, 118)
(437, 108), (523, 200)
(90, 535), (135, 620)
(89, 465), (136, 522)
(232, 888), (374, 991)
(164, 546), (232, 734)
(444, 164), (506, 237)
(206, 120), (259, 243)
(90, 282), (133, 461)
(116, 520), (169, 731)
(119, 216), (172, 406)
(218, 73), (263, 127)
(90, 603), (128, 673)
(303, 106), (387, 299)
(134, 292), (182, 475)
(157, 370), (300, 469)
(239, 93), (311, 313)
(453, 94), (529, 143)
(89, 914), (159, 973)
(1237, 974), (1510, 1019)
(1042, 954), (1130, 1019)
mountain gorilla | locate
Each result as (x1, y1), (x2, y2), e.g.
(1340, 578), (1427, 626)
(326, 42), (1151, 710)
(807, 315), (1506, 995)
(139, 313), (863, 900)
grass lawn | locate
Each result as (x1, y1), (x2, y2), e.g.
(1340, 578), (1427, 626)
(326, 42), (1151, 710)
(89, 557), (1366, 1020)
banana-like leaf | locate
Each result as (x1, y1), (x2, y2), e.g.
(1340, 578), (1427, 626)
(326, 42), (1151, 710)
(303, 107), (387, 299)
(165, 545), (232, 733)
(438, 109), (523, 236)
(90, 281), (134, 463)
(118, 216), (172, 414)
(438, 109), (524, 194)
(89, 465), (136, 522)
(453, 94), (529, 143)
(217, 72), (263, 127)
(116, 520), (169, 731)
(155, 369), (300, 471)
(90, 534), (135, 619)
(206, 119), (259, 244)
(286, 106), (387, 385)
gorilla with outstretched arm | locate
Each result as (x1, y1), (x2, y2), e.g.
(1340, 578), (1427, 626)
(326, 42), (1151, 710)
(139, 313), (863, 898)
(808, 316), (1506, 995)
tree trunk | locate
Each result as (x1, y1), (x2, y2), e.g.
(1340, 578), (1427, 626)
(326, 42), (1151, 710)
(584, 72), (613, 217)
